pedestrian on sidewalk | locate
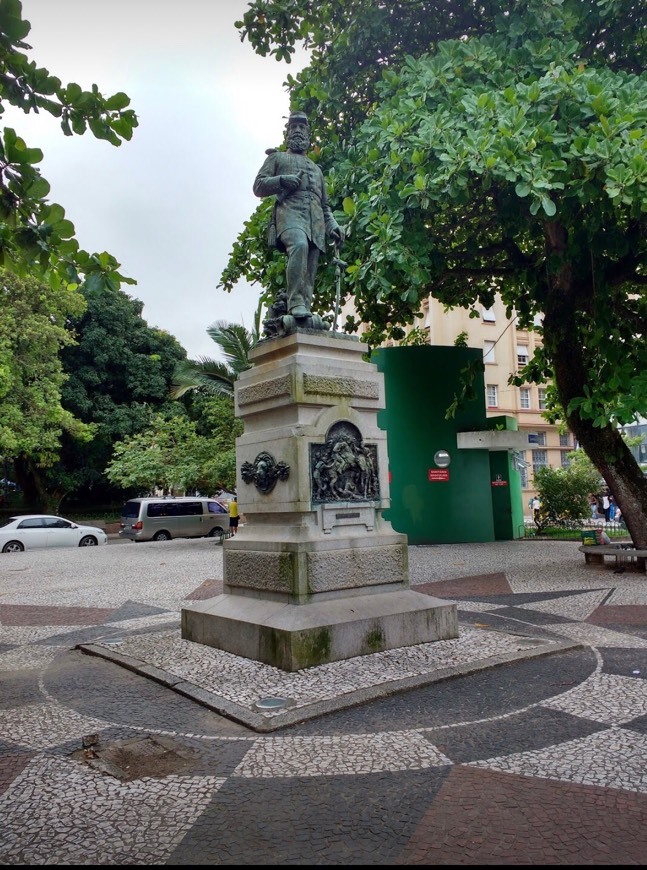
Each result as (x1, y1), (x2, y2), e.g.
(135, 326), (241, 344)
(602, 491), (611, 522)
(228, 496), (239, 536)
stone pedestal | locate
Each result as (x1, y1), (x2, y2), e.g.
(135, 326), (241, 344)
(181, 330), (458, 671)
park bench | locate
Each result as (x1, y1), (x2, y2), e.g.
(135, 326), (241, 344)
(578, 543), (647, 572)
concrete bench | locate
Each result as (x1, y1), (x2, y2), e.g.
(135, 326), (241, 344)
(578, 544), (647, 572)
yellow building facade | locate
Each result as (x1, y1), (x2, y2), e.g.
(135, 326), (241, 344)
(352, 294), (575, 508)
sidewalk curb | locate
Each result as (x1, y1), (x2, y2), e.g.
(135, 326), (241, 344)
(79, 635), (584, 733)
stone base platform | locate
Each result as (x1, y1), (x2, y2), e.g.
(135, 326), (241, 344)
(181, 589), (458, 672)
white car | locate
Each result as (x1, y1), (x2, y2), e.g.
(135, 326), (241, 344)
(0, 515), (108, 553)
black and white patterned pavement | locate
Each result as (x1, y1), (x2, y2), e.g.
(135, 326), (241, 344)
(1, 538), (646, 864)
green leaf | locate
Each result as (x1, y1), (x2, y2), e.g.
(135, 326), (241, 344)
(65, 82), (83, 103)
(88, 118), (108, 139)
(84, 272), (105, 293)
(54, 219), (75, 239)
(71, 116), (87, 135)
(111, 118), (134, 140)
(104, 92), (131, 110)
(541, 196), (557, 216)
(43, 203), (65, 224)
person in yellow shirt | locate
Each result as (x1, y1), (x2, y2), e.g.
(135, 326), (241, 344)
(228, 496), (239, 536)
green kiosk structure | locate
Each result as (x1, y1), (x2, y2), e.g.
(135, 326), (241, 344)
(373, 345), (528, 544)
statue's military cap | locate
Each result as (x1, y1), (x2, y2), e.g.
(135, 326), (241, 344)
(286, 111), (309, 127)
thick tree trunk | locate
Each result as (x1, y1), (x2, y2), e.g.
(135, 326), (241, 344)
(12, 456), (63, 515)
(542, 222), (647, 548)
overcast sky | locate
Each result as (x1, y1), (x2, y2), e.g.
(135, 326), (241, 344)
(7, 0), (308, 359)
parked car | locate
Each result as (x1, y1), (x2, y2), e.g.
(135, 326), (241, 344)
(0, 515), (108, 553)
(118, 496), (229, 542)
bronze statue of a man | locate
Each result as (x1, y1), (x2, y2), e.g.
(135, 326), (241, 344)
(253, 111), (344, 321)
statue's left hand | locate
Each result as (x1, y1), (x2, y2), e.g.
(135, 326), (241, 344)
(330, 226), (345, 245)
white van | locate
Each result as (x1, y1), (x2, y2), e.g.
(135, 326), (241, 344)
(118, 497), (229, 542)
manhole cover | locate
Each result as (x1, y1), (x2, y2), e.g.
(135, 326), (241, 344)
(72, 734), (197, 781)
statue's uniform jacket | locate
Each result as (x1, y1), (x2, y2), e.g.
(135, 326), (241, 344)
(253, 151), (338, 253)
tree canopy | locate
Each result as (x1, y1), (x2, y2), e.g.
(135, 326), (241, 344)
(224, 0), (647, 546)
(0, 0), (158, 511)
(0, 0), (138, 296)
(106, 396), (242, 496)
(0, 268), (89, 461)
(533, 449), (604, 529)
(49, 285), (186, 506)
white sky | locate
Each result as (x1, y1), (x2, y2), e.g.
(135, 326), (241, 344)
(6, 0), (308, 359)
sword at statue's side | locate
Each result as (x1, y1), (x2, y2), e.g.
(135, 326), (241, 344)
(331, 240), (347, 333)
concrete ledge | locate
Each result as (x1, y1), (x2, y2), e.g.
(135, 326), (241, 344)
(181, 589), (458, 672)
(456, 430), (529, 451)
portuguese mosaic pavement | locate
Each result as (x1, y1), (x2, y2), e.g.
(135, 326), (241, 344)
(1, 538), (646, 864)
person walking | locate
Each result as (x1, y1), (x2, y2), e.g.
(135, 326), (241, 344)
(602, 491), (611, 522)
(253, 111), (344, 321)
(228, 496), (239, 536)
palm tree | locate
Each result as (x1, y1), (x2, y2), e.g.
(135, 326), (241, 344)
(170, 302), (262, 400)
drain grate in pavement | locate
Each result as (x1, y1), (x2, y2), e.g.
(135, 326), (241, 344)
(72, 734), (198, 781)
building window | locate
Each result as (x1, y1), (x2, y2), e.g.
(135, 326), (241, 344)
(482, 306), (496, 322)
(561, 451), (571, 467)
(486, 384), (498, 407)
(519, 388), (531, 409)
(516, 450), (529, 487)
(532, 449), (548, 474)
(538, 388), (547, 410)
(528, 431), (547, 446)
(559, 433), (570, 447)
(516, 345), (529, 366)
(483, 340), (496, 364)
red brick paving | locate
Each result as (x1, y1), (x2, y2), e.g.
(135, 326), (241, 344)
(415, 572), (511, 599)
(0, 750), (36, 795)
(397, 765), (647, 865)
(185, 578), (223, 600)
(586, 604), (647, 627)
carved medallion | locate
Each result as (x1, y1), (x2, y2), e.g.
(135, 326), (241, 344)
(241, 451), (290, 494)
